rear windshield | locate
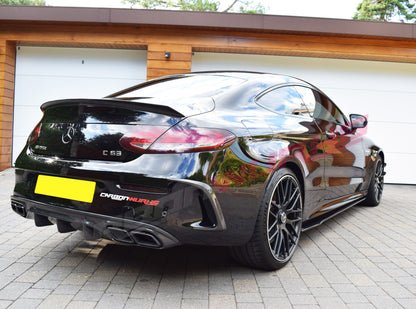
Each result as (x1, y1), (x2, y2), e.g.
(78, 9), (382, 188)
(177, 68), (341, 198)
(114, 75), (246, 99)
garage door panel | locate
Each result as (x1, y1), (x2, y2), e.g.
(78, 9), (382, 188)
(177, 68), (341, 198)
(368, 123), (416, 154)
(385, 153), (415, 184)
(15, 75), (142, 103)
(13, 106), (42, 137)
(326, 89), (416, 123)
(192, 53), (416, 93)
(13, 46), (147, 164)
(192, 52), (416, 184)
(16, 47), (147, 79)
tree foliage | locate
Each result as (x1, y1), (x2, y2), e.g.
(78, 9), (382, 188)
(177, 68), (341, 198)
(0, 0), (45, 5)
(353, 0), (416, 22)
(123, 0), (265, 13)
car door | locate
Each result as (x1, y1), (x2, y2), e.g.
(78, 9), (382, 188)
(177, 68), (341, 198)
(254, 86), (327, 216)
(295, 86), (367, 205)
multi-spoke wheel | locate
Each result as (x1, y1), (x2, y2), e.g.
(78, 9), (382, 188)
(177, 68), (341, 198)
(267, 174), (302, 263)
(230, 168), (303, 270)
(363, 157), (384, 206)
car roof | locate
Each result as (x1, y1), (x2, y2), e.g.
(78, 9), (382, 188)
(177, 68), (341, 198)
(108, 71), (308, 98)
(183, 70), (302, 83)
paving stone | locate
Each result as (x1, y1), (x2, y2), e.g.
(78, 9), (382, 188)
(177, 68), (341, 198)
(357, 286), (388, 297)
(81, 280), (109, 291)
(209, 272), (234, 295)
(346, 304), (376, 309)
(6, 298), (42, 309)
(1, 170), (415, 309)
(209, 294), (236, 309)
(181, 298), (209, 309)
(1, 263), (32, 279)
(0, 275), (14, 290)
(0, 282), (32, 300)
(15, 269), (47, 283)
(21, 288), (52, 299)
(259, 287), (286, 298)
(124, 298), (154, 309)
(288, 293), (317, 305)
(183, 275), (209, 299)
(95, 293), (129, 309)
(396, 298), (416, 309)
(366, 295), (403, 309)
(309, 287), (337, 297)
(73, 290), (103, 302)
(32, 279), (61, 289)
(37, 294), (73, 309)
(42, 266), (74, 281)
(106, 283), (134, 294)
(153, 292), (182, 309)
(316, 296), (348, 309)
(65, 300), (97, 309)
(233, 279), (259, 293)
(379, 281), (414, 298)
(61, 272), (90, 285)
(235, 292), (262, 303)
(52, 284), (82, 295)
(301, 274), (330, 288)
(237, 303), (265, 309)
(280, 278), (310, 294)
(130, 279), (159, 299)
(253, 271), (281, 287)
(263, 297), (292, 309)
(346, 274), (377, 287)
(338, 292), (369, 304)
(0, 300), (12, 309)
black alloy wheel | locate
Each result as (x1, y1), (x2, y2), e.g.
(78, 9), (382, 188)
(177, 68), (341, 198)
(363, 157), (384, 206)
(230, 168), (303, 270)
(267, 173), (303, 263)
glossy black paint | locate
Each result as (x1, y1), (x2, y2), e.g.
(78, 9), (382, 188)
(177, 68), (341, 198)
(11, 71), (384, 250)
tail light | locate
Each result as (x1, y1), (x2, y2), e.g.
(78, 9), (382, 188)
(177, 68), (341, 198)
(27, 122), (41, 145)
(119, 126), (168, 153)
(119, 125), (236, 154)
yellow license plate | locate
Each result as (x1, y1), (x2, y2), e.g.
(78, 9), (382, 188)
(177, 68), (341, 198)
(35, 175), (96, 203)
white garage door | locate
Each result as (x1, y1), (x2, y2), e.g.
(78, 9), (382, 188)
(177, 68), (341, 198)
(13, 46), (147, 163)
(192, 53), (416, 184)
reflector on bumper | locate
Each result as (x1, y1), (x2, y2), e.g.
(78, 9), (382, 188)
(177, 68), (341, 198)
(35, 175), (96, 203)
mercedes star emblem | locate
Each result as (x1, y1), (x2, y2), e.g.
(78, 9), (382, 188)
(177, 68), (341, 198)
(62, 125), (75, 144)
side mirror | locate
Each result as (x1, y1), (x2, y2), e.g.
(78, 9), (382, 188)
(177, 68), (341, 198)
(350, 114), (368, 129)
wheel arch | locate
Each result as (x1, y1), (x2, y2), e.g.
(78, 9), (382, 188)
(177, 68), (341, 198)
(279, 161), (305, 203)
(378, 150), (385, 164)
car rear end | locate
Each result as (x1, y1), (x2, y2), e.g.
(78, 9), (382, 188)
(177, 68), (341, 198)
(11, 95), (243, 248)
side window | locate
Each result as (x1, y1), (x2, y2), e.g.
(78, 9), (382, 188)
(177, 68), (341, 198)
(295, 86), (346, 125)
(313, 91), (347, 125)
(256, 86), (311, 117)
(294, 86), (316, 117)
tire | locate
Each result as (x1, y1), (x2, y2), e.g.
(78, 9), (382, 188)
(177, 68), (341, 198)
(230, 168), (303, 270)
(363, 157), (384, 207)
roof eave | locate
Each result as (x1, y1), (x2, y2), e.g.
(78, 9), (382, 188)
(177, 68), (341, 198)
(0, 5), (414, 39)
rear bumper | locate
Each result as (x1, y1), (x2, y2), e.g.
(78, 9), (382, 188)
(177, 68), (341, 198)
(12, 147), (266, 247)
(11, 196), (180, 248)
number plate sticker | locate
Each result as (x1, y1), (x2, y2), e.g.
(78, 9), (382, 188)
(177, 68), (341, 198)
(35, 175), (96, 203)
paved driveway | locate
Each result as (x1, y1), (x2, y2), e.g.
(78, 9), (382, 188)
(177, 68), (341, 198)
(0, 168), (415, 309)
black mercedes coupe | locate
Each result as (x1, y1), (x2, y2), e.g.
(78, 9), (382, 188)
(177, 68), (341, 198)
(11, 71), (385, 270)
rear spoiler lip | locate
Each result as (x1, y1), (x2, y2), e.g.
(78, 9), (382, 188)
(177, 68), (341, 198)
(41, 98), (185, 118)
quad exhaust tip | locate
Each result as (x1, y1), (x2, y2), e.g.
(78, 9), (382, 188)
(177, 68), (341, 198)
(107, 227), (162, 248)
(11, 200), (27, 217)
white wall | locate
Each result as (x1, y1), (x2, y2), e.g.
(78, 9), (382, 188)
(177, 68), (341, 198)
(192, 53), (416, 184)
(13, 46), (147, 163)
